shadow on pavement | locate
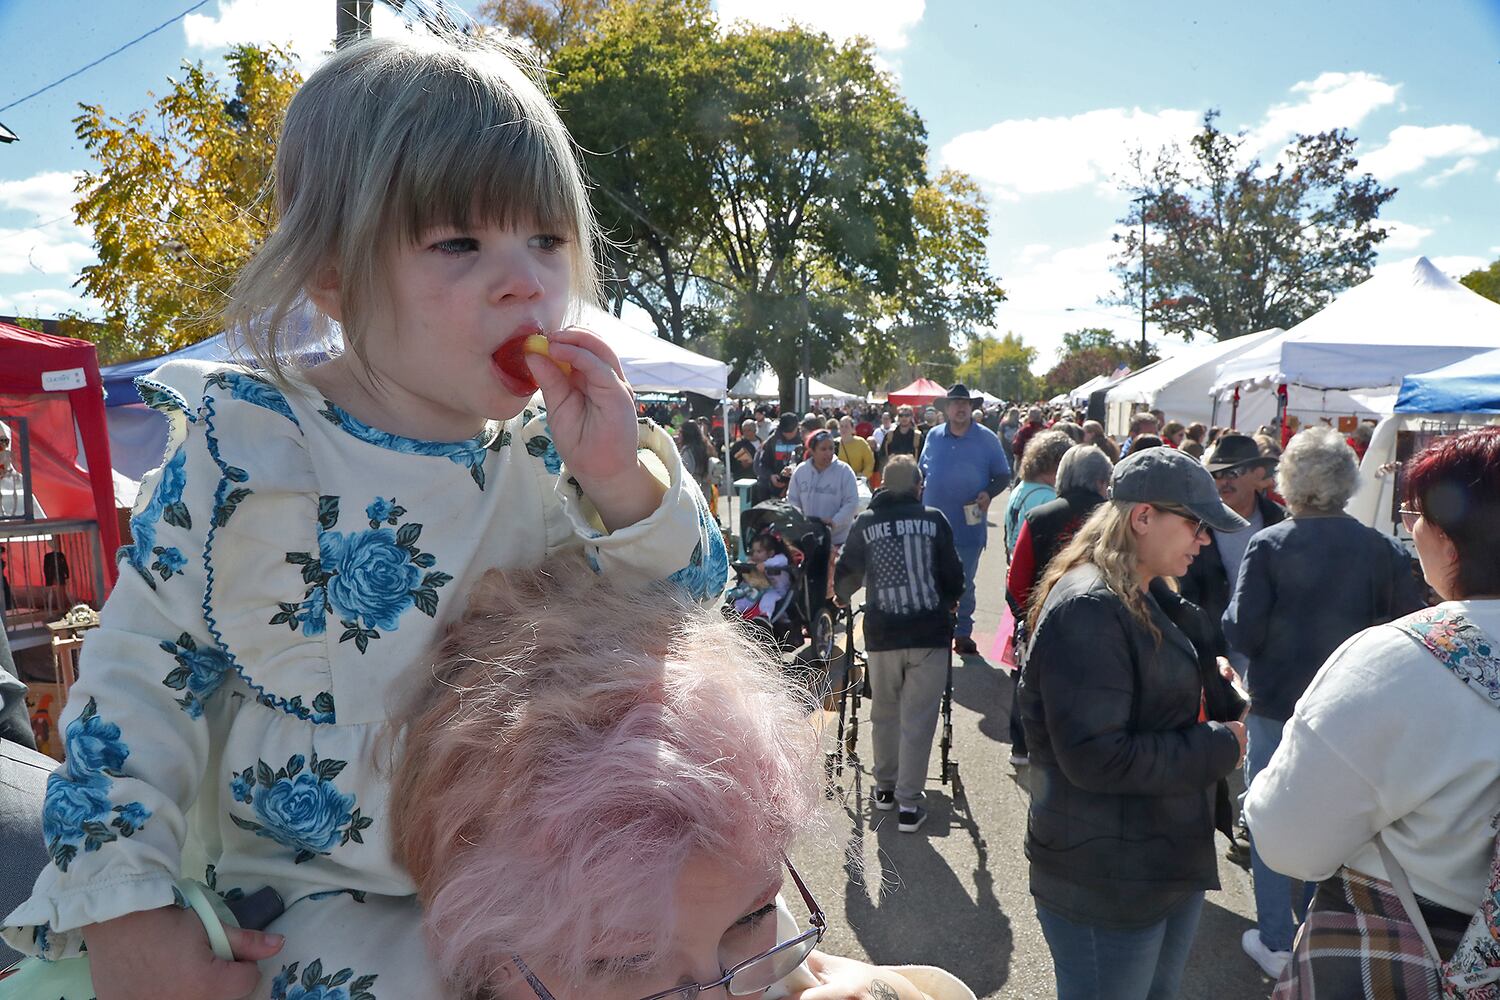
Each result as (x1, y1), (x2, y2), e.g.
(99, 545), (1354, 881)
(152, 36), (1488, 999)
(949, 652), (1014, 747)
(1183, 898), (1265, 998)
(838, 761), (1014, 997)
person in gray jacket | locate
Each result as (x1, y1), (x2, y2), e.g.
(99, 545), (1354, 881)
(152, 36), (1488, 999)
(785, 430), (860, 546)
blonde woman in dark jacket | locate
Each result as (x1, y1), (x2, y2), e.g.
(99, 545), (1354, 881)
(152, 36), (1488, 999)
(1020, 447), (1249, 1000)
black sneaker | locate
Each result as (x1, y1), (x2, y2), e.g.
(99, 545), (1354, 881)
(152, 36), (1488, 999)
(873, 789), (896, 811)
(898, 807), (927, 833)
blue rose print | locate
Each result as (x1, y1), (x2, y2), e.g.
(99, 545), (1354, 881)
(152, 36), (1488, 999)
(320, 529), (421, 632)
(207, 370), (298, 423)
(271, 959), (378, 1000)
(666, 502), (730, 602)
(271, 497), (451, 654)
(122, 447), (192, 589)
(43, 698), (153, 871)
(228, 754), (373, 864)
(160, 632), (232, 719)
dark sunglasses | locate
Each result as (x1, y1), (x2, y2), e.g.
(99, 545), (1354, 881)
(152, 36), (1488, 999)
(1151, 504), (1211, 539)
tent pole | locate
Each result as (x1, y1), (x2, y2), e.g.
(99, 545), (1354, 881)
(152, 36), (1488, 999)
(721, 396), (733, 537)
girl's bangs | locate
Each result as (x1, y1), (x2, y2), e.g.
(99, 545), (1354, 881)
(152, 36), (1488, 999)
(386, 78), (581, 244)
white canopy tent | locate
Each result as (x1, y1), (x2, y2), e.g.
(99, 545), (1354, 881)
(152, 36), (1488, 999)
(1103, 328), (1282, 434)
(1067, 374), (1113, 407)
(579, 306), (728, 396)
(1211, 258), (1500, 430)
(730, 367), (861, 402)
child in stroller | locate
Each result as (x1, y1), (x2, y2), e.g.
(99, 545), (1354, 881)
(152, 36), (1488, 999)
(728, 531), (794, 622)
(727, 500), (840, 662)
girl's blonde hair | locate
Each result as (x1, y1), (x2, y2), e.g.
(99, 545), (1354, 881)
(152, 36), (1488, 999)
(226, 32), (600, 381)
(1026, 499), (1160, 644)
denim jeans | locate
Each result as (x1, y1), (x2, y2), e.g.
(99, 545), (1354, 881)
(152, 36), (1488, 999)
(1036, 892), (1204, 1000)
(955, 544), (983, 638)
(1245, 713), (1315, 952)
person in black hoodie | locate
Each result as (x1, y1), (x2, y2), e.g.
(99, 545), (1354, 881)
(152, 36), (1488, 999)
(1020, 447), (1248, 1000)
(834, 455), (963, 834)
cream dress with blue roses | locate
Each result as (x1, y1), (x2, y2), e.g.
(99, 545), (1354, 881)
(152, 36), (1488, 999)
(2, 360), (727, 999)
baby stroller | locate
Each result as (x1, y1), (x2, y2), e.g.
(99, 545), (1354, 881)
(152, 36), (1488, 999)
(731, 500), (839, 664)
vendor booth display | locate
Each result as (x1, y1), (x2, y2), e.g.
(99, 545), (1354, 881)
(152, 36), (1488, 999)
(1104, 329), (1282, 434)
(1211, 257), (1500, 433)
(887, 377), (947, 408)
(0, 322), (118, 658)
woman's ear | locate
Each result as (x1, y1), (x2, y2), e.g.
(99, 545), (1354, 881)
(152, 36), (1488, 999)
(306, 260), (344, 323)
(1130, 503), (1153, 536)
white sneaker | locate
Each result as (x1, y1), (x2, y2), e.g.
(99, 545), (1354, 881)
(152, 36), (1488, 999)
(1241, 929), (1290, 979)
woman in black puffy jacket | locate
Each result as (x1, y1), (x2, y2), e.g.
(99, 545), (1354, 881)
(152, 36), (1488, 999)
(1019, 447), (1249, 1000)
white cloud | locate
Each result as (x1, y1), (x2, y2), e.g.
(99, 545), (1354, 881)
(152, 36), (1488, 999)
(1361, 124), (1500, 180)
(0, 286), (99, 319)
(1421, 156), (1480, 188)
(716, 0), (925, 50)
(1247, 71), (1399, 153)
(1381, 219), (1434, 251)
(184, 0), (409, 65)
(941, 107), (1201, 201)
(0, 221), (96, 276)
(0, 171), (85, 222)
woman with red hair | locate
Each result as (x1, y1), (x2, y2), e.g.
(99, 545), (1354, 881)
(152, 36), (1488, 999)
(1245, 427), (1500, 997)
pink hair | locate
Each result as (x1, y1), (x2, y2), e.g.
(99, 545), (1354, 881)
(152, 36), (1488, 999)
(389, 554), (826, 996)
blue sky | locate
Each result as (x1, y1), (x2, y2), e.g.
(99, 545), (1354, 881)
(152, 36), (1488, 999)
(2, 0), (1498, 371)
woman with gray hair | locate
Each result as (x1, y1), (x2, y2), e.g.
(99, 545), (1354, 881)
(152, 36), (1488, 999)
(1003, 430), (1073, 557)
(1222, 426), (1427, 978)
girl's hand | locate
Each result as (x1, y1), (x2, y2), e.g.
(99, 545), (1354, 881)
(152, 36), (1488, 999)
(526, 327), (664, 532)
(787, 951), (931, 1000)
(85, 904), (284, 1000)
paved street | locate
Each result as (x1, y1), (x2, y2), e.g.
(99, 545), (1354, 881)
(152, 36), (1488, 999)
(752, 499), (1276, 1000)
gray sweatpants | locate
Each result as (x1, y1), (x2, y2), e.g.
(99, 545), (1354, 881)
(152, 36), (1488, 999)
(867, 645), (950, 809)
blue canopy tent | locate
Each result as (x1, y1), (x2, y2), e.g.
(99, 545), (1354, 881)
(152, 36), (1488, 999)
(1394, 346), (1500, 413)
(100, 332), (237, 408)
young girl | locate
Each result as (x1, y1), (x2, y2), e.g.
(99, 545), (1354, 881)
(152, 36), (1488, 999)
(1, 32), (725, 1000)
(728, 532), (792, 621)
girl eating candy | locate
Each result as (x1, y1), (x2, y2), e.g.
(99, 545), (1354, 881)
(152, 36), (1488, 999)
(2, 31), (724, 1000)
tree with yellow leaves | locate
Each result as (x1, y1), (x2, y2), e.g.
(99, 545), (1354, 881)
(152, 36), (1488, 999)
(67, 45), (299, 363)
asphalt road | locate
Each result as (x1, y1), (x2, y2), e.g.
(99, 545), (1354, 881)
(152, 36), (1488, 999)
(772, 503), (1277, 1000)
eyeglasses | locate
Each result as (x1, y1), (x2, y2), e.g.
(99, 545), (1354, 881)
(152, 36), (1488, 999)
(511, 856), (825, 1000)
(1151, 505), (1211, 539)
(1399, 506), (1421, 532)
(1210, 466), (1247, 481)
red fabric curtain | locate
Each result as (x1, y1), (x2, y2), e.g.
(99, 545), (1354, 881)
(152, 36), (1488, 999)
(0, 323), (121, 591)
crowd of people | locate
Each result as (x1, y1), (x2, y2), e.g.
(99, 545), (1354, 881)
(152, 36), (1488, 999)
(713, 381), (1500, 1000)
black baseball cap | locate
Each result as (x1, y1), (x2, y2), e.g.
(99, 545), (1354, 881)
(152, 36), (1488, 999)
(1111, 447), (1249, 533)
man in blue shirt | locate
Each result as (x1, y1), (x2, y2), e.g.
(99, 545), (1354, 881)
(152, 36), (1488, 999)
(918, 384), (1012, 654)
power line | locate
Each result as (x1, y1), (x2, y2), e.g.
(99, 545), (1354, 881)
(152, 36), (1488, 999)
(0, 0), (215, 115)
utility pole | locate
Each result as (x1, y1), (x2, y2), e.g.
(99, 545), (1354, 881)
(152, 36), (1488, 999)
(336, 0), (373, 46)
(1134, 193), (1149, 367)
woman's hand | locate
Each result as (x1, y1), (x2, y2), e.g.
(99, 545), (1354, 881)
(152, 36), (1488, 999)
(787, 951), (931, 1000)
(527, 327), (664, 532)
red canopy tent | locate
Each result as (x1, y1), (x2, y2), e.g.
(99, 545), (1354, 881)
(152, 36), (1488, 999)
(887, 377), (948, 408)
(1, 322), (121, 592)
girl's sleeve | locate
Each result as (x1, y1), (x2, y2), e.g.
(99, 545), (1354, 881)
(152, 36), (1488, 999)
(2, 372), (228, 960)
(530, 413), (727, 602)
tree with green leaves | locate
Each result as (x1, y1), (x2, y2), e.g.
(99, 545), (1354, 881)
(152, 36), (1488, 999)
(1043, 328), (1154, 398)
(477, 0), (607, 61)
(1460, 258), (1500, 304)
(956, 332), (1037, 402)
(883, 169), (1007, 383)
(69, 45), (300, 363)
(1112, 111), (1396, 343)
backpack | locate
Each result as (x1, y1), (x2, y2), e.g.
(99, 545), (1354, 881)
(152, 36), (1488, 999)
(1378, 608), (1500, 999)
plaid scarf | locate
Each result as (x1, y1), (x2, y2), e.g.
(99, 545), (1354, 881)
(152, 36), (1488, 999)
(1275, 866), (1472, 1000)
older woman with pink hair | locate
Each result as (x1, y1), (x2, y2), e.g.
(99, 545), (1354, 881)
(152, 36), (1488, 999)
(390, 554), (973, 1000)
